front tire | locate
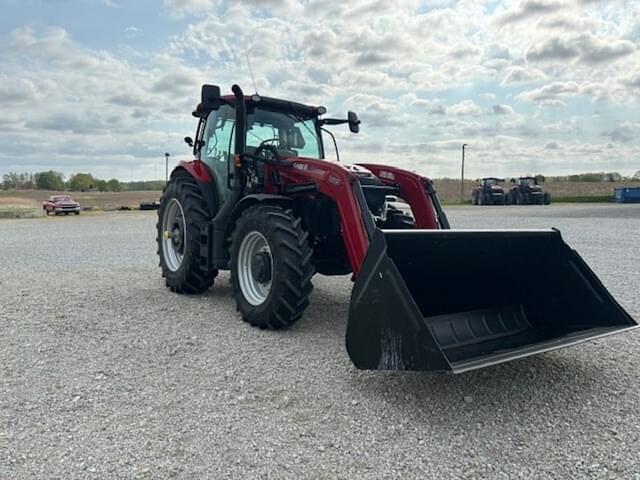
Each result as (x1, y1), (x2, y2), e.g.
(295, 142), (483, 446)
(230, 204), (314, 329)
(157, 172), (218, 294)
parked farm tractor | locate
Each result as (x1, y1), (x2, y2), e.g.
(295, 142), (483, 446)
(156, 84), (637, 373)
(471, 178), (506, 205)
(507, 176), (551, 205)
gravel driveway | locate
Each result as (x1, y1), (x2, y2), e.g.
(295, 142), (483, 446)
(1, 205), (639, 479)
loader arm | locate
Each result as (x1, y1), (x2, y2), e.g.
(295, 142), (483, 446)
(356, 164), (449, 229)
(265, 159), (449, 277)
(265, 158), (371, 276)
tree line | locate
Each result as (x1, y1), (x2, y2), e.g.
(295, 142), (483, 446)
(3, 170), (639, 192)
(545, 171), (640, 182)
(1, 171), (165, 192)
(507, 172), (640, 183)
(457, 172), (640, 183)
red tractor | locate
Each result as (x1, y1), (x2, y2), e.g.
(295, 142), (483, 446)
(507, 176), (551, 205)
(157, 84), (637, 373)
(471, 178), (506, 205)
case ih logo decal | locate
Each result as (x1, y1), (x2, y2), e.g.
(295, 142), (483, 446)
(328, 175), (342, 186)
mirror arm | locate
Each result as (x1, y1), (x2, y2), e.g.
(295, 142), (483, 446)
(319, 118), (348, 126)
(321, 127), (340, 163)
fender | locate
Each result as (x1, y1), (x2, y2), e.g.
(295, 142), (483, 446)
(265, 159), (371, 276)
(174, 160), (219, 218)
(227, 194), (292, 237)
(201, 194), (293, 271)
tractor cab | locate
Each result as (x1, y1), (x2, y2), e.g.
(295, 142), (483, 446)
(186, 87), (359, 207)
(482, 177), (504, 187)
(517, 176), (538, 187)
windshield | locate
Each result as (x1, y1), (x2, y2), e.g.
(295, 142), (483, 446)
(485, 179), (499, 186)
(521, 178), (536, 186)
(246, 108), (322, 159)
(53, 196), (71, 202)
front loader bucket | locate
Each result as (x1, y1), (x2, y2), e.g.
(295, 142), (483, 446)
(346, 229), (637, 373)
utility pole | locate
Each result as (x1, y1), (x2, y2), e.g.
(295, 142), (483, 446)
(164, 152), (170, 184)
(461, 144), (467, 203)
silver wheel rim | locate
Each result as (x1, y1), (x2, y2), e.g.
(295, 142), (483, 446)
(161, 198), (187, 272)
(237, 231), (273, 306)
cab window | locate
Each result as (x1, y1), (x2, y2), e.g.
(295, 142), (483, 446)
(201, 105), (235, 203)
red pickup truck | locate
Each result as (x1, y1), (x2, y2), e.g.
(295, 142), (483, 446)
(42, 195), (81, 216)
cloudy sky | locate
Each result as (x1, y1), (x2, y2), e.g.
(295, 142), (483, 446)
(1, 0), (639, 181)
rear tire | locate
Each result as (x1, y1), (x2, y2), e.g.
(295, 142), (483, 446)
(157, 171), (218, 294)
(544, 193), (551, 205)
(230, 204), (314, 329)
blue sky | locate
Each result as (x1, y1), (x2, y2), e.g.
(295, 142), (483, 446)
(0, 0), (639, 181)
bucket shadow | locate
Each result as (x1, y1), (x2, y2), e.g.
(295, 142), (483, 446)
(348, 351), (618, 425)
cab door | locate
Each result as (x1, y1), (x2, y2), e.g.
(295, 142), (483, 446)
(199, 105), (235, 206)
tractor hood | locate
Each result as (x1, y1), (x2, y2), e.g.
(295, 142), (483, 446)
(341, 164), (377, 179)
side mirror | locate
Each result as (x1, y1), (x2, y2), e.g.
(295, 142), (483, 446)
(201, 84), (221, 110)
(184, 136), (194, 147)
(348, 111), (360, 133)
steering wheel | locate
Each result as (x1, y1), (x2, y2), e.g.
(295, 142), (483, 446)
(253, 143), (282, 164)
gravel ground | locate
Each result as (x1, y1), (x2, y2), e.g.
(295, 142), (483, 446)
(1, 205), (639, 479)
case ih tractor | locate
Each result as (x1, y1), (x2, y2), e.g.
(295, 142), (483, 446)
(156, 84), (637, 373)
(471, 178), (506, 205)
(507, 176), (551, 205)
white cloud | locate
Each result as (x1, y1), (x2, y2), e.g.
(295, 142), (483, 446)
(604, 122), (640, 143)
(526, 33), (636, 65)
(448, 100), (482, 116)
(124, 26), (139, 38)
(501, 66), (547, 85)
(495, 0), (565, 26)
(493, 104), (515, 115)
(1, 0), (639, 180)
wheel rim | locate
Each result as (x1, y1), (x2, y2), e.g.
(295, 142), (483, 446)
(237, 231), (273, 306)
(161, 198), (187, 272)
